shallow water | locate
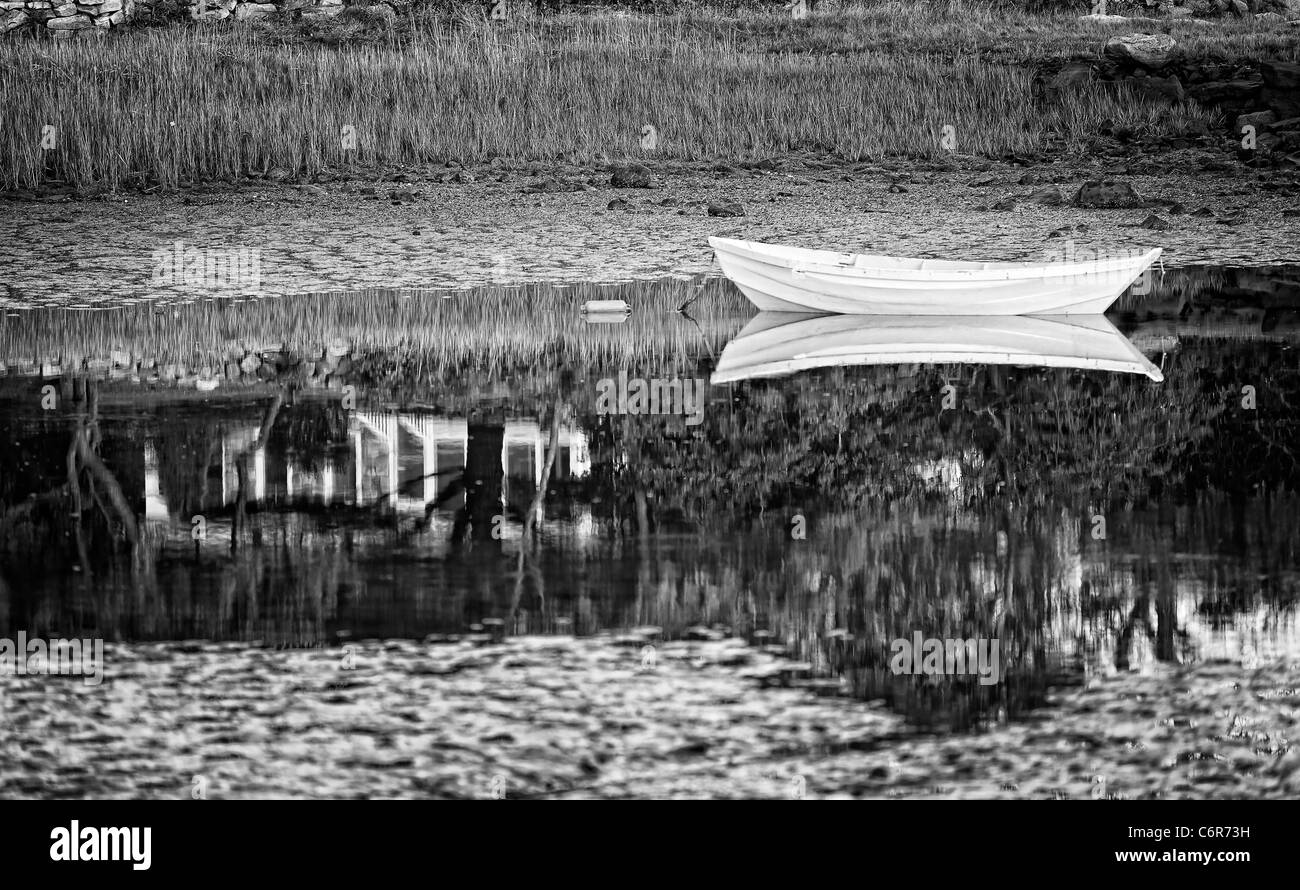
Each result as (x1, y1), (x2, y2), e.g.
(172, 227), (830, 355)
(2, 266), (1299, 798)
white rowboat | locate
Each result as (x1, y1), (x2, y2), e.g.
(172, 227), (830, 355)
(710, 313), (1165, 384)
(708, 236), (1162, 315)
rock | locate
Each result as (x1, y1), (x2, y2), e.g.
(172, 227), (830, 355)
(1074, 179), (1152, 208)
(452, 170), (475, 184)
(707, 202), (745, 217)
(989, 196), (1019, 211)
(607, 198), (630, 211)
(1024, 185), (1066, 205)
(1080, 13), (1129, 22)
(1134, 213), (1171, 230)
(1261, 61), (1300, 119)
(46, 12), (92, 26)
(1048, 61), (1096, 94)
(1191, 206), (1215, 217)
(610, 164), (655, 188)
(1229, 0), (1247, 14)
(192, 7), (231, 20)
(521, 177), (585, 194)
(1256, 11), (1284, 19)
(239, 353), (261, 374)
(1185, 80), (1262, 111)
(196, 377), (219, 392)
(1104, 34), (1178, 71)
(1237, 110), (1278, 131)
(1272, 116), (1300, 131)
(1128, 73), (1185, 103)
(234, 2), (277, 19)
(2, 8), (27, 29)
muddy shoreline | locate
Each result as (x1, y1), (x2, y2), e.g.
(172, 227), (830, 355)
(3, 157), (1299, 308)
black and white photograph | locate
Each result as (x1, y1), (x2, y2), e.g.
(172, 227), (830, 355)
(0, 0), (1297, 854)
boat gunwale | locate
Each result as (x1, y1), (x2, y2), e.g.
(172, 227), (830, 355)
(708, 236), (1163, 284)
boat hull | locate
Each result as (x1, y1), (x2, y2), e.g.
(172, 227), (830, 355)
(709, 237), (1162, 315)
(710, 313), (1165, 383)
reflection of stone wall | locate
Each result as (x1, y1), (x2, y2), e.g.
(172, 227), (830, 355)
(1, 0), (395, 36)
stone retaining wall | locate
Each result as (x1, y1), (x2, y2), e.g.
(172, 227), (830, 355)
(0, 0), (391, 36)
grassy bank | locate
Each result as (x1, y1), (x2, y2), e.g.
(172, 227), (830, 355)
(3, 3), (1284, 191)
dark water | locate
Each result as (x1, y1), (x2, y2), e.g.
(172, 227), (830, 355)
(2, 265), (1299, 739)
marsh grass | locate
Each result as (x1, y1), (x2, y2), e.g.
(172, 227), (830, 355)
(0, 2), (1260, 191)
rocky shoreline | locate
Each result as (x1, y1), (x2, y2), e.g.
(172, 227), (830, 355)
(3, 156), (1298, 312)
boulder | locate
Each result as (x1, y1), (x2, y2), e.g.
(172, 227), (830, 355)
(1104, 34), (1178, 70)
(1074, 179), (1153, 208)
(1230, 0), (1248, 13)
(1236, 110), (1278, 130)
(610, 164), (655, 188)
(1261, 61), (1300, 119)
(1, 8), (27, 30)
(233, 1), (276, 18)
(1024, 186), (1067, 205)
(1047, 60), (1096, 94)
(707, 202), (745, 217)
(46, 12), (93, 26)
(1128, 73), (1185, 103)
(1185, 79), (1262, 111)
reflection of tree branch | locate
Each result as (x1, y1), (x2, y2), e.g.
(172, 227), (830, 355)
(74, 426), (139, 548)
(66, 429), (92, 579)
(232, 390), (286, 552)
(511, 394), (564, 620)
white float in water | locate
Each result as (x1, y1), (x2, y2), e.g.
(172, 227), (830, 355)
(582, 299), (631, 323)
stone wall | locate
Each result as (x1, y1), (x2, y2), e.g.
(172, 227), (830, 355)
(3, 0), (132, 37)
(0, 0), (384, 36)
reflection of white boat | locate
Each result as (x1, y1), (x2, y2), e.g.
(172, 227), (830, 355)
(708, 237), (1162, 315)
(710, 313), (1164, 383)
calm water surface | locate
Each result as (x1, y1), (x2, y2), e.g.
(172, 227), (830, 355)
(2, 266), (1298, 797)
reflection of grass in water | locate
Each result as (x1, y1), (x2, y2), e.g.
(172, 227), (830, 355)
(0, 278), (748, 371)
(0, 3), (1246, 190)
